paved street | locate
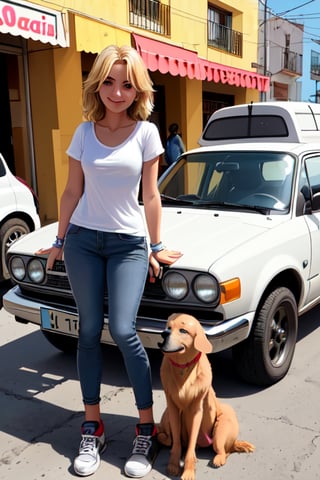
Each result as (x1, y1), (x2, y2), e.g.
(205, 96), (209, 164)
(0, 281), (319, 480)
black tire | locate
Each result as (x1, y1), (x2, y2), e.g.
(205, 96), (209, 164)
(0, 218), (30, 281)
(41, 330), (77, 354)
(233, 287), (298, 386)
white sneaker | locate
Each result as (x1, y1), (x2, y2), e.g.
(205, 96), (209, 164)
(74, 421), (106, 476)
(124, 423), (158, 478)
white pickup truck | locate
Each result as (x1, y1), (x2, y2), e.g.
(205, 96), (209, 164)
(4, 101), (320, 386)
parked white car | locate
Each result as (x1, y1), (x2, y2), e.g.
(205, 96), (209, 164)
(0, 153), (40, 281)
(4, 102), (320, 386)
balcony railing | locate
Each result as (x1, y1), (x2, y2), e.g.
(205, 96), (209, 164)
(208, 21), (242, 56)
(281, 49), (302, 76)
(129, 0), (170, 36)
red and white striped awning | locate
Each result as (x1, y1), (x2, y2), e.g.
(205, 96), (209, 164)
(133, 33), (269, 93)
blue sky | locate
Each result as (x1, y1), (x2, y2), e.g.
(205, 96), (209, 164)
(266, 0), (320, 101)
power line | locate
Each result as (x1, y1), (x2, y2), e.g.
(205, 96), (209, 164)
(275, 0), (315, 16)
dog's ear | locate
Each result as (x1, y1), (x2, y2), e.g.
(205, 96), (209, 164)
(194, 328), (213, 354)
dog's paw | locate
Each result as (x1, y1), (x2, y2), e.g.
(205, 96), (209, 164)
(181, 468), (196, 480)
(212, 453), (226, 468)
(181, 456), (197, 480)
(167, 462), (181, 477)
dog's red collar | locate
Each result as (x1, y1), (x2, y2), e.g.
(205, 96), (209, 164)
(169, 352), (202, 369)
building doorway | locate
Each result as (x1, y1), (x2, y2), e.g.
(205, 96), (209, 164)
(202, 91), (234, 128)
(0, 37), (36, 190)
(0, 53), (15, 173)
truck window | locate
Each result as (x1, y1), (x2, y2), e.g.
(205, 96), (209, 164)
(203, 115), (289, 141)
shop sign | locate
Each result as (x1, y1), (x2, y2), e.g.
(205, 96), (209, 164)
(0, 0), (69, 47)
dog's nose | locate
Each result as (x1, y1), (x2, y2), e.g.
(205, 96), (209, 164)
(158, 328), (171, 349)
(161, 328), (171, 340)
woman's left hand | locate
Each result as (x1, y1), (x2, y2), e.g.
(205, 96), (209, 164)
(152, 249), (183, 265)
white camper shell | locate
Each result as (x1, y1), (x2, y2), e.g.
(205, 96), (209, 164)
(199, 101), (320, 146)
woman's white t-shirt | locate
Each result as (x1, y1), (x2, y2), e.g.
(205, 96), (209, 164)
(66, 121), (164, 236)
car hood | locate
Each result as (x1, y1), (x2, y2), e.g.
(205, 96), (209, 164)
(8, 210), (284, 272)
(160, 208), (280, 270)
(7, 222), (59, 254)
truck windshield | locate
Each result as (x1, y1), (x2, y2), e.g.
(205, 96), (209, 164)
(158, 151), (295, 213)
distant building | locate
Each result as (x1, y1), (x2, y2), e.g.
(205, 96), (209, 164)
(256, 5), (303, 102)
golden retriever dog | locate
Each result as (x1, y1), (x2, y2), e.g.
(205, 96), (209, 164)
(157, 313), (254, 480)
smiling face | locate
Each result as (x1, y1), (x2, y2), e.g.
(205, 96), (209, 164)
(98, 62), (137, 114)
(159, 313), (212, 355)
(159, 316), (196, 354)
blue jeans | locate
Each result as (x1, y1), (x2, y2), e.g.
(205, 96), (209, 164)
(64, 224), (152, 409)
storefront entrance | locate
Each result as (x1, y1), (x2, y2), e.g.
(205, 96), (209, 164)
(0, 36), (35, 190)
(0, 52), (15, 173)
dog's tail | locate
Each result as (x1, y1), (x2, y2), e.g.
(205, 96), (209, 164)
(231, 440), (255, 453)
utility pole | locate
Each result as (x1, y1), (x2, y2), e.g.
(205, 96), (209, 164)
(263, 0), (267, 77)
(262, 0), (268, 101)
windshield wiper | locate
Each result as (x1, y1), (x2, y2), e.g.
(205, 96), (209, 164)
(160, 195), (274, 214)
(160, 194), (196, 205)
(196, 201), (270, 215)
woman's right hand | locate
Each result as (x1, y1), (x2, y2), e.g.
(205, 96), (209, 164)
(35, 246), (64, 271)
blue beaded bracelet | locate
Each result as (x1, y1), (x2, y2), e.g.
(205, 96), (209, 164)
(150, 241), (165, 253)
(52, 236), (65, 249)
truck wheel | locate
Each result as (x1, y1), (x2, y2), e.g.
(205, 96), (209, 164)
(232, 287), (298, 386)
(41, 330), (77, 354)
(0, 218), (30, 281)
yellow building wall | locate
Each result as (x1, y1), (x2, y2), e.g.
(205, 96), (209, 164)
(28, 12), (83, 223)
(38, 0), (129, 25)
(51, 20), (83, 211)
(74, 16), (131, 53)
(180, 77), (203, 150)
(28, 46), (58, 223)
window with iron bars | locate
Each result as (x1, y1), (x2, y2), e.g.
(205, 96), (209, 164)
(207, 4), (242, 56)
(129, 0), (170, 35)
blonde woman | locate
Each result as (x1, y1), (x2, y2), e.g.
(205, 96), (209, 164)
(42, 45), (181, 477)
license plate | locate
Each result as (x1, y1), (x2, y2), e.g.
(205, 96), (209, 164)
(41, 308), (79, 336)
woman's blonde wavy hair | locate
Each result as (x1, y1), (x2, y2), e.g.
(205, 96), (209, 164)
(83, 45), (154, 122)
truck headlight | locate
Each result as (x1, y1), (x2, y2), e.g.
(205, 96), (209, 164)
(193, 274), (219, 303)
(10, 256), (26, 281)
(27, 258), (45, 283)
(162, 272), (188, 300)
